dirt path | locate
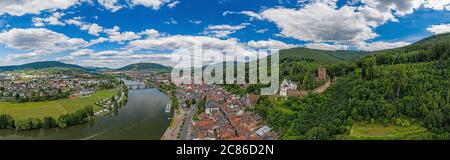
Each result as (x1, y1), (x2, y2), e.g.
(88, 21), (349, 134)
(313, 80), (331, 94)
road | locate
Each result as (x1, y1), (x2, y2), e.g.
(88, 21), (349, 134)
(181, 104), (197, 140)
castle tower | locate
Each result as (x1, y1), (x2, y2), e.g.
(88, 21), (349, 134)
(317, 67), (327, 81)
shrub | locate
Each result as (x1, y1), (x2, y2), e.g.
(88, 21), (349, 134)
(0, 114), (15, 129)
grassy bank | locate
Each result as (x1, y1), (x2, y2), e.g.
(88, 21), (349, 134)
(0, 89), (118, 120)
(347, 123), (430, 140)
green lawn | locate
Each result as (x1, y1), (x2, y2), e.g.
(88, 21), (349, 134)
(0, 89), (118, 120)
(348, 123), (430, 140)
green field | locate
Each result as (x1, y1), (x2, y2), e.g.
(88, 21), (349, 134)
(0, 89), (118, 120)
(348, 123), (431, 140)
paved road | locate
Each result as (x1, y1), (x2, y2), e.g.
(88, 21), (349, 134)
(181, 104), (197, 140)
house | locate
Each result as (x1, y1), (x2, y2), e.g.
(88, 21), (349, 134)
(279, 80), (297, 96)
(256, 125), (272, 136)
(205, 99), (220, 115)
(192, 120), (217, 140)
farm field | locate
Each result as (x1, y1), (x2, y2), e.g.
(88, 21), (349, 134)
(0, 89), (118, 120)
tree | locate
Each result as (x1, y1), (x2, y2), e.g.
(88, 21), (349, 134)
(393, 65), (407, 98)
(305, 127), (330, 140)
(43, 117), (57, 129)
(0, 114), (15, 129)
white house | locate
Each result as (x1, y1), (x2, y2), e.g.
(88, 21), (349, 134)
(279, 79), (297, 96)
(205, 100), (220, 115)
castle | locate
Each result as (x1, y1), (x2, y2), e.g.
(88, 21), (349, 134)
(317, 67), (327, 81)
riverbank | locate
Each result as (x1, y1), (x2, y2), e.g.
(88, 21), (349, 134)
(159, 83), (184, 140)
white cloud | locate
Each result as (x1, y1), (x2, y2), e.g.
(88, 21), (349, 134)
(256, 29), (268, 33)
(97, 0), (123, 12)
(247, 39), (297, 49)
(0, 28), (89, 61)
(32, 12), (66, 27)
(189, 20), (202, 25)
(129, 34), (259, 66)
(167, 1), (180, 8)
(0, 28), (87, 52)
(203, 23), (249, 38)
(139, 29), (161, 38)
(261, 2), (380, 43)
(423, 0), (450, 10)
(356, 41), (411, 51)
(130, 0), (172, 10)
(223, 11), (263, 21)
(0, 0), (80, 16)
(427, 23), (450, 35)
(304, 43), (348, 51)
(70, 49), (95, 57)
(104, 26), (141, 43)
(65, 18), (104, 36)
(164, 18), (178, 24)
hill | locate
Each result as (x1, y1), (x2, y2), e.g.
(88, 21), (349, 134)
(0, 61), (86, 72)
(116, 63), (171, 73)
(253, 33), (450, 140)
(279, 47), (367, 64)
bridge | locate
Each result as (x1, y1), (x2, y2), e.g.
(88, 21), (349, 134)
(126, 84), (149, 90)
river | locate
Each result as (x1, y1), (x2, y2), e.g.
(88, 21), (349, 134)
(0, 80), (171, 140)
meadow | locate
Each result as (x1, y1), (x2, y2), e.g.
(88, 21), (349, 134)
(348, 123), (430, 140)
(0, 89), (117, 120)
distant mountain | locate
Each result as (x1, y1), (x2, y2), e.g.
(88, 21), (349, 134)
(0, 61), (86, 72)
(116, 63), (171, 73)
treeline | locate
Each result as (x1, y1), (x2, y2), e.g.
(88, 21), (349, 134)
(159, 83), (179, 109)
(0, 106), (94, 131)
(14, 92), (70, 103)
(369, 34), (450, 66)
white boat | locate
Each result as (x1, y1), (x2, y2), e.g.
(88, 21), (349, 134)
(165, 103), (172, 113)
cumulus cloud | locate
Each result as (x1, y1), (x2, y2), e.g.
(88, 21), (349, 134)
(104, 26), (142, 43)
(130, 0), (173, 10)
(427, 23), (450, 35)
(423, 0), (450, 10)
(0, 28), (87, 52)
(65, 18), (104, 36)
(304, 43), (348, 51)
(97, 0), (123, 12)
(247, 39), (297, 49)
(261, 2), (380, 43)
(356, 41), (411, 51)
(97, 0), (178, 11)
(32, 12), (66, 27)
(0, 0), (80, 16)
(203, 23), (249, 38)
(0, 28), (89, 61)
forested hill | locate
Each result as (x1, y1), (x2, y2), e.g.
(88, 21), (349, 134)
(279, 47), (367, 64)
(254, 33), (450, 140)
(116, 63), (171, 73)
(0, 61), (86, 72)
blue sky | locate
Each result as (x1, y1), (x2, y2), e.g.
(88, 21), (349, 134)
(0, 0), (450, 68)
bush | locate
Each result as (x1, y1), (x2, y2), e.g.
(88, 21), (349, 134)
(305, 127), (330, 140)
(15, 118), (42, 131)
(0, 114), (15, 129)
(43, 117), (57, 129)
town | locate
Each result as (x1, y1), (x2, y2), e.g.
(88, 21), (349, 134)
(0, 72), (119, 103)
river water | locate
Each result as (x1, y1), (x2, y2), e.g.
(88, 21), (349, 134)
(0, 80), (171, 140)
